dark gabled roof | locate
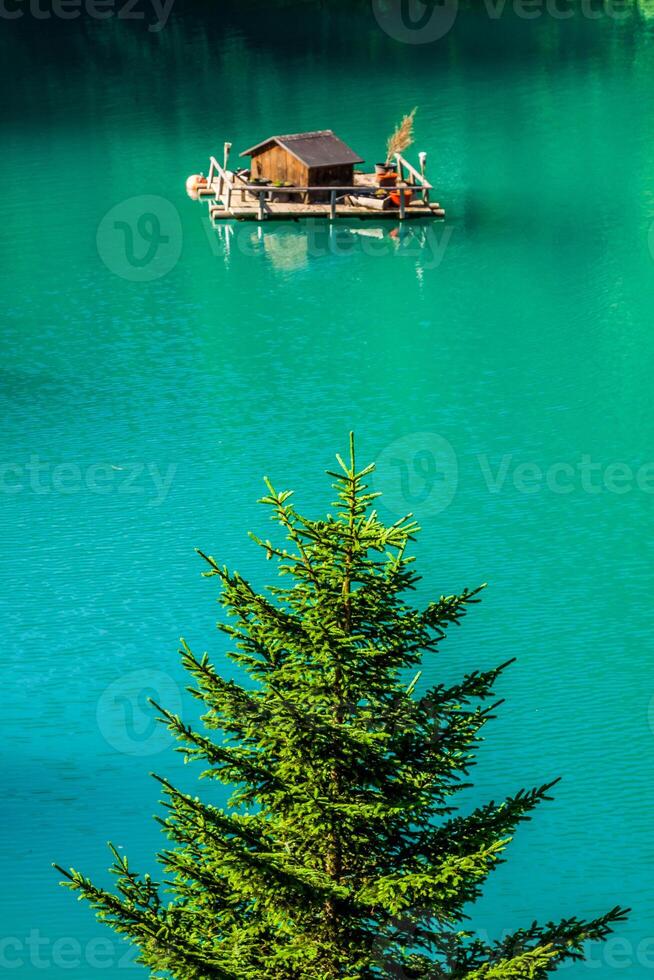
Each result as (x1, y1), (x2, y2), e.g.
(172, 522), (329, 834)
(240, 130), (364, 168)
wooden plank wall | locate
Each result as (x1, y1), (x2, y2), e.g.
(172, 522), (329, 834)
(251, 146), (309, 185)
(310, 164), (355, 187)
(251, 150), (355, 188)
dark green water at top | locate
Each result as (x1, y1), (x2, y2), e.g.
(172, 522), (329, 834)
(2, 1), (654, 975)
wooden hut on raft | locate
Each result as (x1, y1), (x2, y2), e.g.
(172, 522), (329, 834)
(186, 127), (445, 221)
(240, 130), (365, 191)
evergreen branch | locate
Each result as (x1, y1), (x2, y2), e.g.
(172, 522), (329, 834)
(464, 944), (558, 979)
(490, 905), (630, 967)
(356, 839), (510, 917)
(152, 775), (268, 850)
(150, 700), (282, 791)
(179, 640), (264, 733)
(257, 476), (321, 587)
(421, 585), (487, 640)
(53, 862), (238, 979)
(419, 660), (516, 714)
(158, 828), (351, 912)
(409, 779), (561, 864)
(195, 548), (229, 580)
(197, 552), (306, 646)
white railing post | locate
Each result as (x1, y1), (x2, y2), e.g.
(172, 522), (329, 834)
(330, 190), (337, 221)
(419, 152), (428, 204)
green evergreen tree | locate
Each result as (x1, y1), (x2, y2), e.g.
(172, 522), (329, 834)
(56, 436), (627, 979)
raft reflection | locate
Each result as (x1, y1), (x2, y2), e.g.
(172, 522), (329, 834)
(209, 221), (453, 274)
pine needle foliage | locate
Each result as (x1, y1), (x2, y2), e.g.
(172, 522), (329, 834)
(386, 108), (418, 164)
(55, 436), (627, 979)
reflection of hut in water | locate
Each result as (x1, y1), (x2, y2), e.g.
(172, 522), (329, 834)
(261, 231), (309, 271)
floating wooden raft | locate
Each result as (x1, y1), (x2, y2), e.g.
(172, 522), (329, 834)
(195, 153), (445, 223)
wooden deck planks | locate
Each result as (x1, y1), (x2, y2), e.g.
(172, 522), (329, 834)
(210, 203), (444, 222)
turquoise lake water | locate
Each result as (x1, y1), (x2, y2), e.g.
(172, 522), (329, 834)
(2, 2), (654, 975)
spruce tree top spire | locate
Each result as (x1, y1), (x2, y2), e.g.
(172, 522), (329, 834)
(56, 436), (628, 979)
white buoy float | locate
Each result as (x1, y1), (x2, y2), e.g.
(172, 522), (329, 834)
(185, 173), (207, 199)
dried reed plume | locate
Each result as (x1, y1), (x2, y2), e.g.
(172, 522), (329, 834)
(386, 107), (418, 164)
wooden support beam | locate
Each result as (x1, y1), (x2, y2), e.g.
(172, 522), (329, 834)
(330, 190), (336, 221)
(419, 152), (429, 204)
(218, 145), (230, 199)
(210, 205), (444, 222)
